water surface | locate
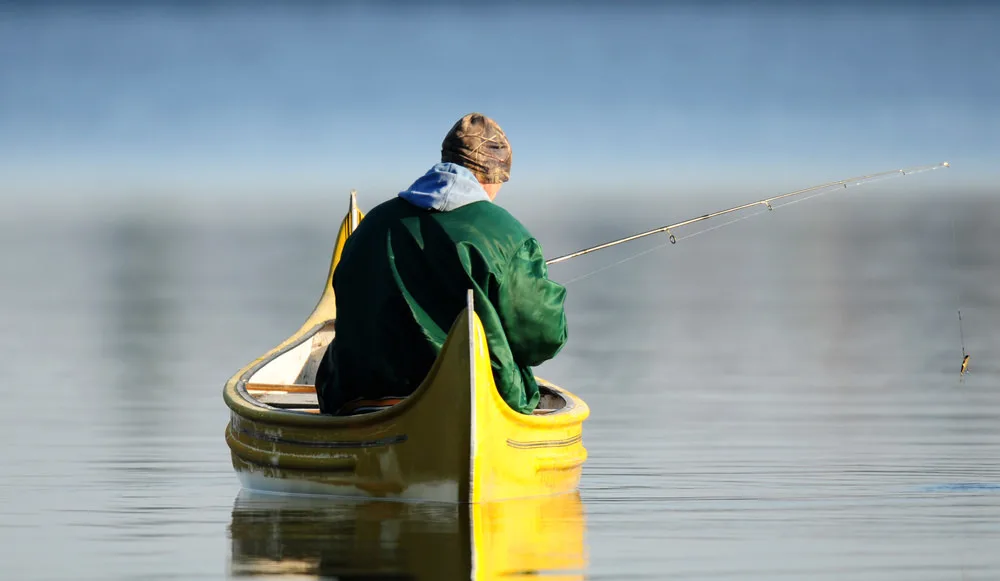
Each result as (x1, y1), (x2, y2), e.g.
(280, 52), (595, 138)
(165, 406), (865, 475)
(2, 191), (999, 579)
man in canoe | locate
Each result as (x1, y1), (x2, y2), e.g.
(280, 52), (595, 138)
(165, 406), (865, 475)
(315, 113), (568, 415)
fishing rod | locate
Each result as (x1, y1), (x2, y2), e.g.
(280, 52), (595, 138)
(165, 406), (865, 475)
(545, 161), (950, 266)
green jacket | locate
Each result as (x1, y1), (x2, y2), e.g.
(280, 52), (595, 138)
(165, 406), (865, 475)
(315, 164), (567, 415)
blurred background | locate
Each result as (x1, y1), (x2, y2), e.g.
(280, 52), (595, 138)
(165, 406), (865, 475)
(2, 0), (996, 214)
(2, 2), (999, 580)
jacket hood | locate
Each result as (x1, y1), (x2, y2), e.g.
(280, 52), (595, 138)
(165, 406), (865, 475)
(398, 162), (491, 212)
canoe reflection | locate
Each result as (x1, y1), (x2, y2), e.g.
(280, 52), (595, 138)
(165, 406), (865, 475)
(228, 491), (587, 580)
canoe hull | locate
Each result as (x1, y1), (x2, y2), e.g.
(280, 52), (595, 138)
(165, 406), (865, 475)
(223, 309), (588, 503)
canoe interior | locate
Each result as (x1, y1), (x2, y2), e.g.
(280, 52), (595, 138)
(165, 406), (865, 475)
(243, 322), (568, 415)
(247, 322), (336, 387)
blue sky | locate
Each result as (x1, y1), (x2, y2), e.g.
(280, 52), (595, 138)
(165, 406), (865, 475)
(1, 2), (996, 204)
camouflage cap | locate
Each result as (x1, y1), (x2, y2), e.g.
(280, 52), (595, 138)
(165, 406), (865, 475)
(440, 113), (512, 184)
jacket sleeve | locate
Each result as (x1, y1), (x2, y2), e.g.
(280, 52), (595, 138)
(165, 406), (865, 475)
(497, 238), (568, 367)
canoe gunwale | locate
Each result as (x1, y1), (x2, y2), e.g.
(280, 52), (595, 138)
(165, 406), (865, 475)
(226, 317), (586, 430)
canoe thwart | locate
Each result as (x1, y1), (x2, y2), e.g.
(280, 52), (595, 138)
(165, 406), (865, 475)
(246, 382), (317, 393)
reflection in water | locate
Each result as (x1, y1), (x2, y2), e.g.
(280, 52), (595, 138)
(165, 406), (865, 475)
(228, 492), (587, 580)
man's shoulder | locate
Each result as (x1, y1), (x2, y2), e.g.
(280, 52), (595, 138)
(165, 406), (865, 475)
(365, 196), (413, 219)
(351, 198), (423, 234)
(445, 201), (533, 241)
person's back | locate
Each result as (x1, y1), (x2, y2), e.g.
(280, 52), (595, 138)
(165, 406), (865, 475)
(315, 113), (568, 415)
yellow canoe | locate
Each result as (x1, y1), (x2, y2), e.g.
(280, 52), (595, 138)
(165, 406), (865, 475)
(228, 490), (587, 579)
(223, 192), (589, 503)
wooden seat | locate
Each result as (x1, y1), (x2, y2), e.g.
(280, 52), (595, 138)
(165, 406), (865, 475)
(253, 391), (319, 408)
(246, 383), (319, 410)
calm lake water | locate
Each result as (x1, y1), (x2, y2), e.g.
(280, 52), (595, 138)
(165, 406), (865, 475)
(2, 189), (999, 579)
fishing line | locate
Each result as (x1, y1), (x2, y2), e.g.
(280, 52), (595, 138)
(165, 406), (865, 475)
(951, 212), (971, 381)
(560, 177), (872, 287)
(548, 162), (948, 276)
(560, 239), (673, 286)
